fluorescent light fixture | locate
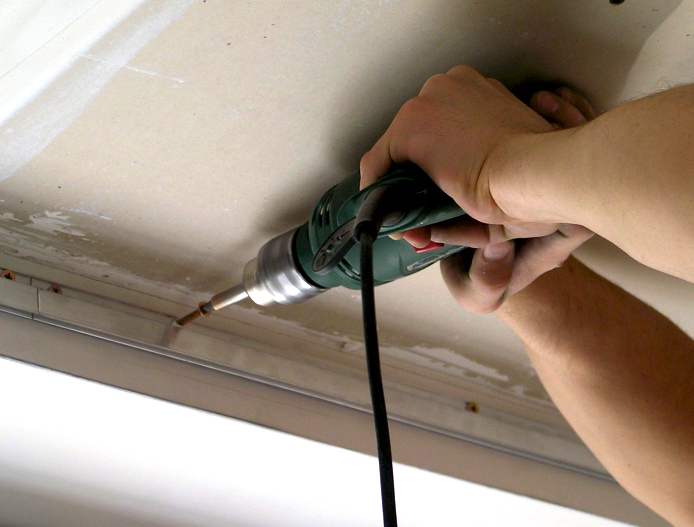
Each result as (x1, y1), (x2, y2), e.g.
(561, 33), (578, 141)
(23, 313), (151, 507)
(0, 357), (634, 527)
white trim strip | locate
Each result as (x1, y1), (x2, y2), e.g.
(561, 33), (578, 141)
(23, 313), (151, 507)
(0, 272), (610, 481)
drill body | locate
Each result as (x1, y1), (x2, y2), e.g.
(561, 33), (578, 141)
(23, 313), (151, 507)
(241, 165), (468, 306)
(176, 165), (469, 325)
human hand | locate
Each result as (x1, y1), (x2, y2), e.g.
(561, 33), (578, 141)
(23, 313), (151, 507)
(360, 65), (555, 228)
(359, 68), (596, 311)
(439, 87), (596, 313)
(361, 67), (593, 252)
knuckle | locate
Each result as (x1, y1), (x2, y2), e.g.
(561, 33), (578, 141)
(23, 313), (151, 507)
(420, 73), (452, 95)
(555, 86), (576, 102)
(400, 95), (424, 114)
(397, 95), (432, 124)
(486, 78), (507, 92)
(398, 95), (418, 115)
(446, 64), (478, 78)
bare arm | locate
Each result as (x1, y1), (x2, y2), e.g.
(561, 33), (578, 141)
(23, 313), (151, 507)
(394, 85), (694, 525)
(361, 75), (694, 522)
(498, 257), (694, 526)
(360, 68), (694, 282)
(490, 84), (694, 282)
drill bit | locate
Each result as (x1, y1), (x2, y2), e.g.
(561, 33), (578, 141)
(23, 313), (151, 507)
(175, 283), (248, 327)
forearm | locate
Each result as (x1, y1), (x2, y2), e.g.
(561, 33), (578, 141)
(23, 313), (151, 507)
(491, 84), (694, 282)
(498, 257), (694, 526)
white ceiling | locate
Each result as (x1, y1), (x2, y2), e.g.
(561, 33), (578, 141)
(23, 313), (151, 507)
(1, 0), (694, 414)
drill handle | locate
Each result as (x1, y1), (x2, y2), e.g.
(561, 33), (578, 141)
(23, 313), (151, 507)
(348, 164), (465, 236)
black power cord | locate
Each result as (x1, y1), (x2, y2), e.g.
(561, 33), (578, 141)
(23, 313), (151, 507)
(354, 185), (401, 527)
(359, 229), (398, 527)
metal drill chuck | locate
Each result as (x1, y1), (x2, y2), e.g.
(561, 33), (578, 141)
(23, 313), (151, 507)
(242, 228), (325, 306)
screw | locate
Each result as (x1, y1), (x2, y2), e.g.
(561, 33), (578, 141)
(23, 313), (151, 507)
(175, 301), (212, 327)
(175, 308), (203, 327)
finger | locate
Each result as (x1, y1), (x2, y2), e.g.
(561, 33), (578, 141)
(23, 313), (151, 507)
(507, 225), (593, 297)
(360, 96), (439, 191)
(445, 65), (486, 83)
(500, 221), (558, 240)
(530, 90), (587, 128)
(431, 216), (491, 247)
(554, 87), (597, 120)
(360, 102), (415, 190)
(429, 216), (494, 247)
(402, 226), (432, 248)
(403, 216), (510, 250)
(360, 133), (395, 190)
(440, 241), (515, 313)
(430, 217), (559, 248)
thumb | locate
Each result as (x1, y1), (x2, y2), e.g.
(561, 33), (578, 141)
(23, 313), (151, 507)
(441, 241), (515, 314)
(507, 225), (593, 297)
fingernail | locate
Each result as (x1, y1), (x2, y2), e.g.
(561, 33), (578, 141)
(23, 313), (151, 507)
(482, 242), (512, 261)
(538, 91), (559, 113)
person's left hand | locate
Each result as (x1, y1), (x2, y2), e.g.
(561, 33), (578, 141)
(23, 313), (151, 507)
(438, 87), (595, 313)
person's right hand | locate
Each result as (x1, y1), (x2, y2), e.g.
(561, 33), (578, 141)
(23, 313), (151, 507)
(361, 67), (553, 229)
(438, 87), (596, 313)
(360, 67), (593, 254)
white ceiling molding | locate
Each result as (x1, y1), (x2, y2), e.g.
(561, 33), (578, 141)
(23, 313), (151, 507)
(0, 356), (642, 527)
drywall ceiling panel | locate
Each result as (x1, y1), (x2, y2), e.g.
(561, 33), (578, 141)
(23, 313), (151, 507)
(1, 0), (694, 411)
(0, 0), (147, 124)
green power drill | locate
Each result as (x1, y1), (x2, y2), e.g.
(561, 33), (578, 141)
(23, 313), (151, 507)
(175, 165), (467, 326)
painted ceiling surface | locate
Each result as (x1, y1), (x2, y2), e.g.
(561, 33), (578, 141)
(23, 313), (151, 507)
(1, 0), (694, 411)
